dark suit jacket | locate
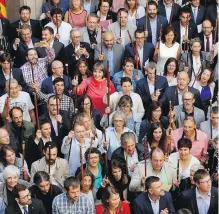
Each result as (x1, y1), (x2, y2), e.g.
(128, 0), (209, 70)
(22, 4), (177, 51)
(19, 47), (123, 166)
(0, 68), (34, 96)
(63, 42), (93, 78)
(0, 18), (10, 38)
(124, 42), (155, 68)
(197, 32), (218, 52)
(137, 15), (168, 44)
(41, 75), (72, 95)
(179, 187), (218, 214)
(172, 21), (198, 44)
(5, 198), (47, 214)
(159, 85), (202, 115)
(136, 75), (168, 111)
(189, 5), (206, 26)
(205, 4), (217, 27)
(158, 2), (180, 24)
(9, 19), (42, 42)
(36, 40), (64, 61)
(132, 192), (175, 214)
(12, 37), (40, 68)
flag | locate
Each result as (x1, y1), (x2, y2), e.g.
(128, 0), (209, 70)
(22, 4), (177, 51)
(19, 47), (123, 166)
(0, 0), (7, 18)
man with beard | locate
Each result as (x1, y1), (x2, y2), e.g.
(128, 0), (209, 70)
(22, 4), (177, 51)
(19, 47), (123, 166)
(5, 184), (47, 214)
(6, 107), (35, 156)
(52, 177), (95, 214)
(20, 42), (55, 89)
(30, 141), (70, 190)
(36, 26), (64, 61)
(132, 176), (175, 214)
(137, 1), (168, 47)
(9, 5), (41, 42)
(172, 91), (205, 128)
(94, 31), (124, 77)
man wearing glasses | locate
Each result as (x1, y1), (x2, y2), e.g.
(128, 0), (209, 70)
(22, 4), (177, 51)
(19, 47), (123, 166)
(5, 184), (47, 214)
(172, 91), (205, 128)
(178, 169), (218, 214)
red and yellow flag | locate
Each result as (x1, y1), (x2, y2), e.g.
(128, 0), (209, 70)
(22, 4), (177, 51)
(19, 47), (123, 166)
(0, 0), (7, 18)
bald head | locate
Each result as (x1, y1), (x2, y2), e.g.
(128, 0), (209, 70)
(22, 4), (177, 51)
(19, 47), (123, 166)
(202, 20), (213, 36)
(183, 91), (194, 99)
(103, 31), (114, 50)
(51, 60), (64, 77)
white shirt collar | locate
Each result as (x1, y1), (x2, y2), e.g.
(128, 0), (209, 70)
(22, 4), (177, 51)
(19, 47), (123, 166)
(196, 187), (211, 199)
(17, 202), (28, 214)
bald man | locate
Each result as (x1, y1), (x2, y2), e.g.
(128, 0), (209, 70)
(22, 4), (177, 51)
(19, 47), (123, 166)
(63, 29), (93, 78)
(94, 31), (124, 77)
(41, 60), (72, 95)
(159, 71), (202, 115)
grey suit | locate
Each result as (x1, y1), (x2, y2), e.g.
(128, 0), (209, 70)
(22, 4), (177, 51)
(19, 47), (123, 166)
(79, 27), (101, 46)
(173, 105), (205, 128)
(108, 21), (137, 47)
(94, 42), (124, 74)
(200, 120), (218, 139)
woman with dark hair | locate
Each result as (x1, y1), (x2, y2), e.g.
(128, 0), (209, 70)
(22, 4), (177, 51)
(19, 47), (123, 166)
(73, 61), (116, 115)
(125, 0), (145, 25)
(76, 169), (95, 204)
(96, 185), (131, 214)
(96, 159), (129, 201)
(163, 57), (179, 86)
(193, 67), (215, 117)
(76, 58), (92, 84)
(146, 122), (167, 152)
(139, 101), (168, 143)
(75, 148), (105, 190)
(0, 145), (30, 181)
(29, 171), (62, 214)
(153, 26), (181, 75)
(77, 94), (102, 130)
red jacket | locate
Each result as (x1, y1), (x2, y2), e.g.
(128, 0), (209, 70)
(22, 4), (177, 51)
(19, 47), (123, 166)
(96, 202), (130, 214)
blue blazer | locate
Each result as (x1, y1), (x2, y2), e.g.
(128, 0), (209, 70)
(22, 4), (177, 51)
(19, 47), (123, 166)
(41, 75), (72, 95)
(137, 15), (168, 44)
(131, 192), (175, 214)
(124, 42), (155, 68)
(136, 75), (168, 111)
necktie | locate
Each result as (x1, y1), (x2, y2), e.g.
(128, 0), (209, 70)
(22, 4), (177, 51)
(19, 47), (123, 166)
(193, 8), (197, 23)
(23, 207), (28, 214)
(206, 36), (210, 52)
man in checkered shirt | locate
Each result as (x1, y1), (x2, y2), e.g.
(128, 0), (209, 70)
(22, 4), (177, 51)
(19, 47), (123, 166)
(52, 176), (95, 214)
(20, 41), (55, 89)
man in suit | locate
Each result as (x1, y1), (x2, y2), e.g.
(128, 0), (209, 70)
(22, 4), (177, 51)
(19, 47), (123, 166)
(132, 176), (175, 214)
(130, 148), (177, 192)
(94, 31), (124, 77)
(173, 91), (205, 128)
(137, 1), (168, 46)
(178, 169), (218, 214)
(200, 106), (218, 139)
(158, 0), (180, 24)
(172, 7), (197, 47)
(197, 20), (217, 52)
(12, 24), (40, 68)
(189, 0), (206, 33)
(159, 71), (202, 115)
(9, 5), (41, 42)
(41, 60), (72, 95)
(31, 141), (70, 190)
(205, 1), (218, 27)
(36, 26), (64, 61)
(108, 8), (137, 47)
(0, 53), (33, 97)
(136, 62), (168, 114)
(6, 184), (47, 214)
(0, 6), (10, 38)
(63, 29), (93, 78)
(124, 29), (154, 69)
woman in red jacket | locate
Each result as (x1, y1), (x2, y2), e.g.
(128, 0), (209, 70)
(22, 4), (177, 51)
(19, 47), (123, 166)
(72, 61), (116, 115)
(96, 185), (130, 214)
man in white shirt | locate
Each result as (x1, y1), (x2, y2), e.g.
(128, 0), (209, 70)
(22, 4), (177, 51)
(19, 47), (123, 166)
(46, 8), (72, 47)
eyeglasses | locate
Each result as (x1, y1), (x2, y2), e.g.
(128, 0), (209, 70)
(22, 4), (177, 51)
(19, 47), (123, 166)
(199, 179), (212, 184)
(135, 37), (145, 40)
(19, 193), (31, 200)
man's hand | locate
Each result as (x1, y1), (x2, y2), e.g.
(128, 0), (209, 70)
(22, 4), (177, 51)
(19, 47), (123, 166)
(183, 34), (188, 41)
(160, 208), (169, 214)
(116, 37), (122, 44)
(32, 82), (39, 93)
(81, 48), (89, 57)
(141, 176), (147, 185)
(56, 114), (62, 124)
(55, 34), (60, 40)
(144, 31), (148, 38)
(35, 130), (42, 141)
(98, 54), (104, 61)
(14, 38), (20, 47)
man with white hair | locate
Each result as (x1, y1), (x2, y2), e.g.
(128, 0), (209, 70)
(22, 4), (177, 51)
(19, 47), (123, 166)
(0, 79), (36, 124)
(0, 166), (30, 207)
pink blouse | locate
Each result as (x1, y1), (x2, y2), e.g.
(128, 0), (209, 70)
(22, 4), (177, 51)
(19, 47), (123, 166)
(68, 9), (87, 28)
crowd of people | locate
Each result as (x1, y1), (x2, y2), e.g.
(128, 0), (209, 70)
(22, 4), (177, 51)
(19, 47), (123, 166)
(0, 0), (218, 213)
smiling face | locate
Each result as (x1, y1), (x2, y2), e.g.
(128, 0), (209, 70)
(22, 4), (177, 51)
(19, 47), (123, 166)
(200, 69), (211, 84)
(165, 31), (175, 44)
(179, 147), (190, 160)
(148, 4), (158, 19)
